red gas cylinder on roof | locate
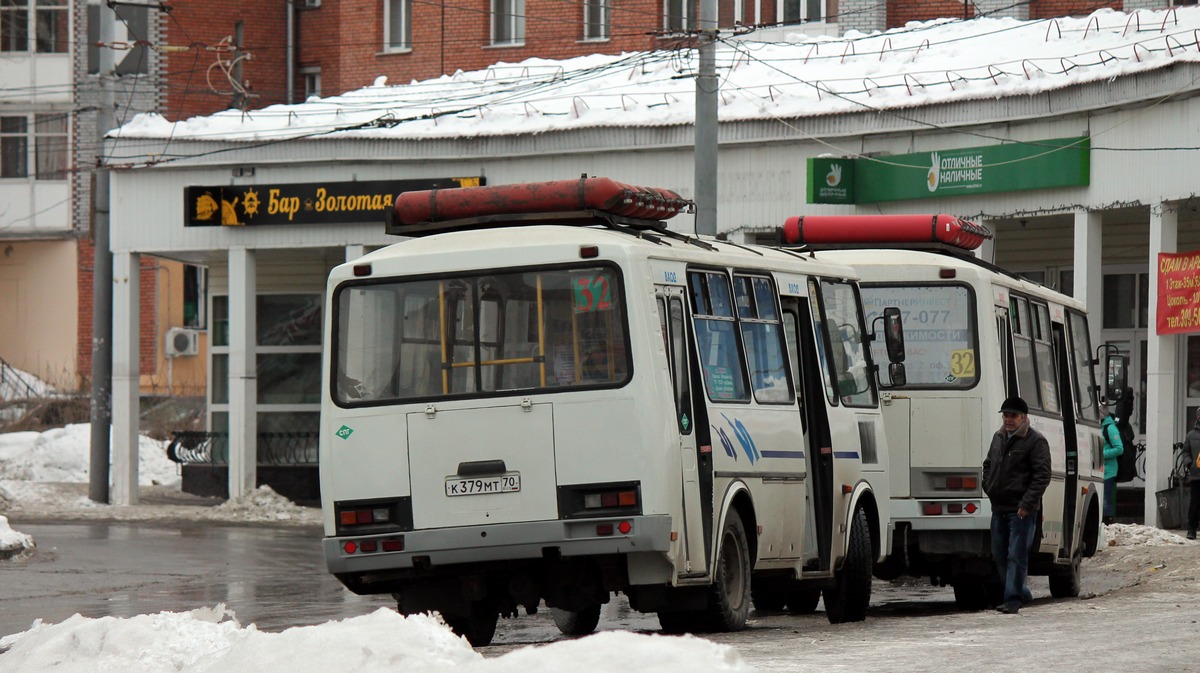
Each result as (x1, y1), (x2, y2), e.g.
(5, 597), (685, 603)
(780, 214), (992, 250)
(392, 177), (690, 227)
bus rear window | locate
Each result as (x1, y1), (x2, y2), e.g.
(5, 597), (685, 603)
(861, 283), (978, 389)
(333, 266), (629, 405)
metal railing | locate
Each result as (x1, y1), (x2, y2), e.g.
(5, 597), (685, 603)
(166, 431), (319, 466)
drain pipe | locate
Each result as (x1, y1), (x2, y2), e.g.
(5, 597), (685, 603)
(286, 0), (295, 103)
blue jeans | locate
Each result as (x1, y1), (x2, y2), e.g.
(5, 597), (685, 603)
(991, 511), (1037, 608)
(1104, 476), (1117, 518)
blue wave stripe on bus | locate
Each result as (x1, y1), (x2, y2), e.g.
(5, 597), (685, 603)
(833, 451), (860, 459)
(759, 450), (805, 459)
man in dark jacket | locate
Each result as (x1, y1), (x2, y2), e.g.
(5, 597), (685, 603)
(1183, 408), (1200, 540)
(983, 396), (1052, 614)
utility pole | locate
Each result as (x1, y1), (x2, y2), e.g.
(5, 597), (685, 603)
(694, 0), (718, 236)
(89, 4), (117, 503)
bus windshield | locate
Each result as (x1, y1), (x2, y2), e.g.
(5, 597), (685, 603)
(861, 283), (978, 389)
(333, 265), (629, 405)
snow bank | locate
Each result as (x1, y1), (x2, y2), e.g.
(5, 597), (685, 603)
(0, 424), (178, 486)
(0, 514), (34, 557)
(1105, 522), (1196, 547)
(0, 606), (752, 673)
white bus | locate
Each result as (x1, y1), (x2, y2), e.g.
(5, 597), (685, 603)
(784, 214), (1110, 608)
(319, 179), (905, 645)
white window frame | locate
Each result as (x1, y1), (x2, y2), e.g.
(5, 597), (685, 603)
(300, 66), (321, 100)
(384, 0), (412, 52)
(491, 0), (525, 46)
(1, 0), (69, 54)
(779, 0), (824, 25)
(0, 111), (68, 180)
(583, 0), (609, 41)
(663, 0), (691, 33)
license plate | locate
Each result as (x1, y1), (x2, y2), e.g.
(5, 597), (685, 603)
(445, 473), (521, 497)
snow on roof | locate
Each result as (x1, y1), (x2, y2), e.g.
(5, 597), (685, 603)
(113, 8), (1200, 146)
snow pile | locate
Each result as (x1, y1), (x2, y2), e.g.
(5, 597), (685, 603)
(0, 424), (178, 486)
(205, 485), (316, 523)
(1105, 523), (1196, 547)
(112, 8), (1200, 143)
(0, 514), (34, 558)
(0, 606), (752, 673)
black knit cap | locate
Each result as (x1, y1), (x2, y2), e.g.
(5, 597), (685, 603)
(999, 396), (1028, 415)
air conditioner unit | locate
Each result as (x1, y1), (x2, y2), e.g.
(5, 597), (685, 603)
(165, 327), (200, 357)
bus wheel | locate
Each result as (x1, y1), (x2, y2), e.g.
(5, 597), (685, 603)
(442, 606), (498, 647)
(823, 507), (872, 624)
(705, 510), (752, 632)
(550, 605), (601, 636)
(1048, 556), (1082, 598)
(785, 589), (821, 614)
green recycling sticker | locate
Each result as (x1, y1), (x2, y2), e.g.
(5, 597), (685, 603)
(336, 425), (354, 440)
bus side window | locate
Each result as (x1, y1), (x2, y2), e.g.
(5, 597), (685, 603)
(1010, 296), (1041, 409)
(669, 297), (694, 433)
(689, 271), (749, 402)
(782, 306), (807, 430)
(734, 274), (793, 404)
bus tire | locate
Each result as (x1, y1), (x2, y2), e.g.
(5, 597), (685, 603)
(785, 589), (821, 614)
(704, 510), (752, 632)
(550, 605), (601, 636)
(442, 606), (498, 647)
(1048, 556), (1082, 598)
(823, 507), (872, 624)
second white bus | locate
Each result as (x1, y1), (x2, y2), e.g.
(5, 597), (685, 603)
(786, 214), (1109, 608)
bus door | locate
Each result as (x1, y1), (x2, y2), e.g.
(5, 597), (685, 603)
(656, 287), (709, 576)
(1051, 320), (1080, 558)
(781, 295), (833, 572)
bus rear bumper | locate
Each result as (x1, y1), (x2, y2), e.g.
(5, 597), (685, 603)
(323, 515), (673, 575)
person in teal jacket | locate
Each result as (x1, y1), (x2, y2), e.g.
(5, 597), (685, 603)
(1101, 411), (1125, 524)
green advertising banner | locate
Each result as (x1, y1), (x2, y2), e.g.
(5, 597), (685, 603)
(807, 137), (1090, 204)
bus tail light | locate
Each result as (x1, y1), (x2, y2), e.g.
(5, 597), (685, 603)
(342, 537), (404, 554)
(931, 473), (980, 491)
(595, 521), (633, 536)
(584, 489), (638, 509)
(921, 501), (980, 515)
(561, 482), (642, 519)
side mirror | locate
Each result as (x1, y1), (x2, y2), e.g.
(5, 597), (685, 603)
(883, 307), (905, 363)
(888, 362), (907, 387)
(1099, 345), (1128, 403)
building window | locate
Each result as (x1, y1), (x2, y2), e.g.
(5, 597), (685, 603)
(584, 0), (609, 40)
(492, 0), (524, 45)
(301, 67), (321, 99)
(34, 113), (67, 179)
(663, 0), (693, 32)
(781, 0), (823, 25)
(1, 0), (67, 53)
(0, 113), (66, 180)
(384, 0), (411, 50)
(1103, 272), (1149, 329)
(0, 116), (28, 178)
(184, 265), (207, 329)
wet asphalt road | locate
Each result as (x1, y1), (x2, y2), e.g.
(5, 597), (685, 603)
(0, 522), (394, 639)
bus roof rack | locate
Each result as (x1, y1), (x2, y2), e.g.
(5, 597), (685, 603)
(386, 208), (674, 237)
(387, 177), (694, 238)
